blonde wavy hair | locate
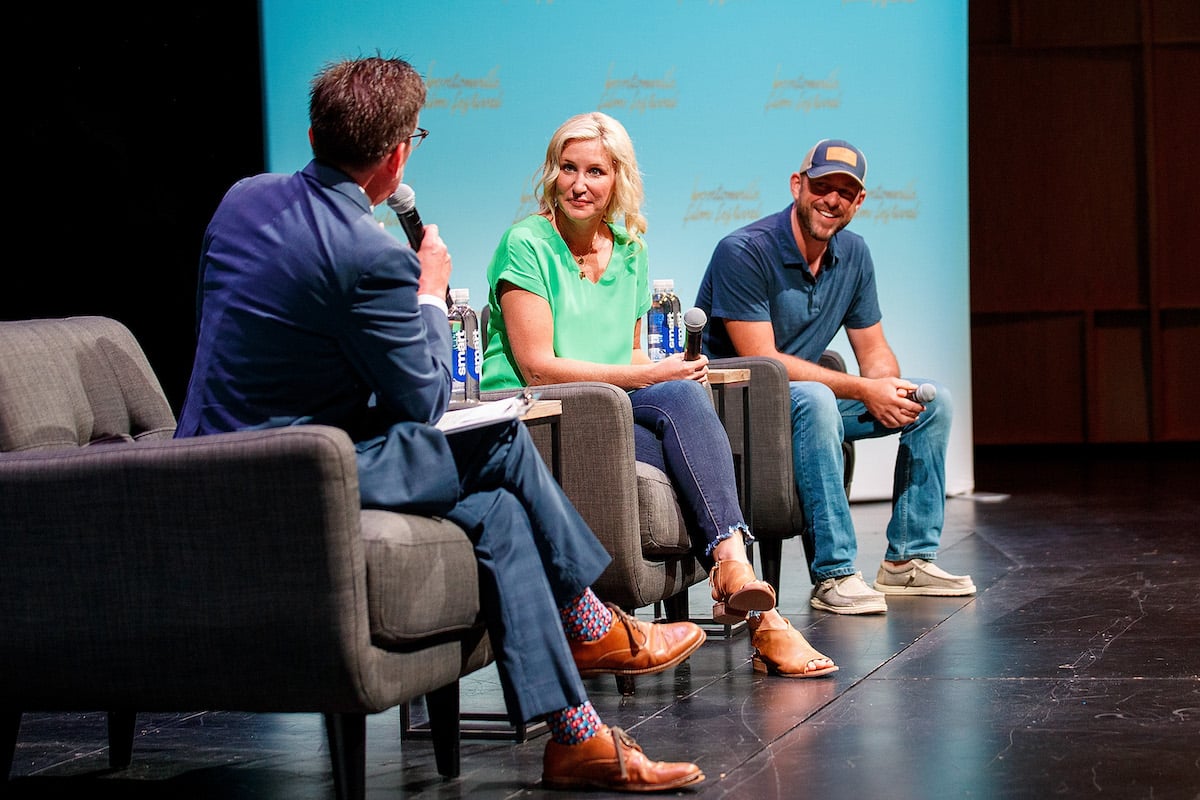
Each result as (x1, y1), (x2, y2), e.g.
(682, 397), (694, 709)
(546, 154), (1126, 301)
(534, 112), (647, 243)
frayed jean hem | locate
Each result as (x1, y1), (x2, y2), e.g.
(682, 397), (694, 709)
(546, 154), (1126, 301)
(704, 523), (754, 558)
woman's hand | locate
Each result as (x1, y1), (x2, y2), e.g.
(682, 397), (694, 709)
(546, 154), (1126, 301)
(645, 352), (709, 385)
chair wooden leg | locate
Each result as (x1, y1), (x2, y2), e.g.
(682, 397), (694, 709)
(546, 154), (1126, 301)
(842, 441), (855, 497)
(662, 592), (690, 622)
(107, 710), (136, 769)
(324, 712), (366, 800)
(3, 711), (19, 779)
(758, 538), (783, 594)
(424, 682), (462, 778)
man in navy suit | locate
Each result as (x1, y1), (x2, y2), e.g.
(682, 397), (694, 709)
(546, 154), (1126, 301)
(177, 55), (704, 792)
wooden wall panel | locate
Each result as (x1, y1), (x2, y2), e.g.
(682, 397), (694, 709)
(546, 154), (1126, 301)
(1093, 316), (1151, 442)
(1149, 47), (1200, 308)
(971, 315), (1086, 444)
(1013, 0), (1140, 47)
(969, 54), (1142, 313)
(1151, 0), (1200, 42)
(1159, 311), (1200, 441)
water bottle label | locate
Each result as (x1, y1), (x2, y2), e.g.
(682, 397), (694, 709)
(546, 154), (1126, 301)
(452, 326), (469, 383)
(647, 309), (667, 361)
(466, 348), (480, 380)
(466, 328), (481, 380)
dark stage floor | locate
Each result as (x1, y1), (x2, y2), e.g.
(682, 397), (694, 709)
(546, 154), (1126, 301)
(7, 445), (1199, 799)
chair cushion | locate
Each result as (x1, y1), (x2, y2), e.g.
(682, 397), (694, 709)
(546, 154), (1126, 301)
(360, 509), (482, 648)
(635, 462), (693, 556)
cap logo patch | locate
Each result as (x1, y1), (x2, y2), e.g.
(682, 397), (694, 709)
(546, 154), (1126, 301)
(825, 146), (859, 167)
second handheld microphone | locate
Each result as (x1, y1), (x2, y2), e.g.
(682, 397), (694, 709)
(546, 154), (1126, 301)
(682, 307), (707, 361)
(905, 383), (937, 403)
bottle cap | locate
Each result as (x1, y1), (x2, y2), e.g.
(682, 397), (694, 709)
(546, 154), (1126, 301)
(652, 279), (673, 291)
(450, 288), (470, 304)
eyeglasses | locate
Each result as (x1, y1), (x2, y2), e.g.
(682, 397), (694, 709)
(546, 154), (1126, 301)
(408, 127), (429, 149)
(805, 176), (862, 204)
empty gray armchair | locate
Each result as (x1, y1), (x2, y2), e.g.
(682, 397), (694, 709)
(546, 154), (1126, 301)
(1, 316), (493, 799)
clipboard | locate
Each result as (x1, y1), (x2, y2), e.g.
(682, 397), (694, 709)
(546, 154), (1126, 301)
(435, 388), (542, 434)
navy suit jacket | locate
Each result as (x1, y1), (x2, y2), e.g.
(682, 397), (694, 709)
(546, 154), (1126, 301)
(177, 160), (460, 514)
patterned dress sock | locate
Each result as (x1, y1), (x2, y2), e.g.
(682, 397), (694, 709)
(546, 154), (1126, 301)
(546, 701), (604, 745)
(559, 587), (614, 642)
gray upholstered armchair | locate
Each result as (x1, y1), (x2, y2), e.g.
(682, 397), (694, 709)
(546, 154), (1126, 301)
(707, 351), (856, 593)
(479, 308), (711, 623)
(485, 379), (710, 615)
(0, 316), (493, 799)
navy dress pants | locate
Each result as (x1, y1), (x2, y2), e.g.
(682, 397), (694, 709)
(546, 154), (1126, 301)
(442, 419), (612, 724)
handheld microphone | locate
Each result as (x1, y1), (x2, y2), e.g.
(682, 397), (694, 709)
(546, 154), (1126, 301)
(682, 307), (707, 361)
(905, 383), (937, 403)
(386, 183), (424, 250)
(858, 381), (936, 424)
(387, 183), (451, 308)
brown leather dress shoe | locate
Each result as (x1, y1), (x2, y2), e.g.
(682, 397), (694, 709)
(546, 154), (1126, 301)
(543, 725), (705, 792)
(750, 615), (839, 678)
(571, 604), (705, 677)
(709, 560), (776, 624)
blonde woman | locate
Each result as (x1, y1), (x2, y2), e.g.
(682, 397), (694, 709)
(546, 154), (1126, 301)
(482, 112), (837, 679)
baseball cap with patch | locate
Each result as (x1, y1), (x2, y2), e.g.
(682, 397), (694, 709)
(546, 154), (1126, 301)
(799, 139), (867, 188)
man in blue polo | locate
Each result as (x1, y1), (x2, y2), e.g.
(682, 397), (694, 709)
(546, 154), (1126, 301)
(695, 138), (975, 615)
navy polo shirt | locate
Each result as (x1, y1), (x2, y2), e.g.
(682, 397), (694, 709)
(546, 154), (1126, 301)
(696, 205), (882, 364)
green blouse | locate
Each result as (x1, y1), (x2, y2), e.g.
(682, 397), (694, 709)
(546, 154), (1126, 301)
(481, 215), (650, 391)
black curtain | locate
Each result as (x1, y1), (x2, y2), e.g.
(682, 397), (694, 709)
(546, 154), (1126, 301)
(9, 6), (265, 412)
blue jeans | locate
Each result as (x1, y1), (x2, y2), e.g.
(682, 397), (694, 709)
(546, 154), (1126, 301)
(788, 378), (952, 581)
(629, 380), (750, 560)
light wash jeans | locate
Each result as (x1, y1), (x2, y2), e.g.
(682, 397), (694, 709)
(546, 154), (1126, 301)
(629, 379), (750, 561)
(788, 378), (952, 582)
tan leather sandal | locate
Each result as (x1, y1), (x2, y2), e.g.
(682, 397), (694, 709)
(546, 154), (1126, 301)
(750, 616), (839, 678)
(709, 560), (776, 624)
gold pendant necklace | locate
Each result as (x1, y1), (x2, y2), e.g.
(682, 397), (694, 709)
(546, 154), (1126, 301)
(570, 247), (589, 279)
(566, 233), (594, 279)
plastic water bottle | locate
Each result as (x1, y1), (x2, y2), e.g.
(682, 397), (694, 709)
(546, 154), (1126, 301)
(448, 288), (481, 405)
(647, 280), (671, 362)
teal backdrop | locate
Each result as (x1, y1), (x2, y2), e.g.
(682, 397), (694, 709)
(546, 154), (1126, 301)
(259, 0), (973, 499)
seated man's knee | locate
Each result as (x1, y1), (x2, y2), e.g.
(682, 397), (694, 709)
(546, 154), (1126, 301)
(789, 381), (840, 431)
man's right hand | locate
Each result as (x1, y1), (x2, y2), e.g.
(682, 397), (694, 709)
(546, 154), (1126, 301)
(861, 376), (923, 428)
(416, 222), (452, 300)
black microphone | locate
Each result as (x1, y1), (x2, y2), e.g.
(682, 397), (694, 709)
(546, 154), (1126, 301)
(905, 383), (937, 403)
(386, 183), (424, 250)
(387, 183), (452, 308)
(683, 307), (707, 361)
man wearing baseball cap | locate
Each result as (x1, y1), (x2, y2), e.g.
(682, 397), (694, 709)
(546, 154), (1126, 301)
(694, 138), (975, 615)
